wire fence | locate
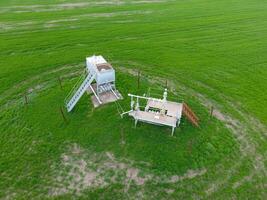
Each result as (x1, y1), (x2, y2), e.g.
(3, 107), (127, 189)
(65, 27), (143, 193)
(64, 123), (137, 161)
(19, 68), (215, 126)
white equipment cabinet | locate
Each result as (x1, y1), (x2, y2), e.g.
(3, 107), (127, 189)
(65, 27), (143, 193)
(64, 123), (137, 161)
(86, 55), (116, 96)
(65, 55), (121, 112)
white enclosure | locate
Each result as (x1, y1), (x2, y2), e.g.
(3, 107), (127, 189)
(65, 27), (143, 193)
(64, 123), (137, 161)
(86, 55), (115, 92)
(65, 55), (120, 112)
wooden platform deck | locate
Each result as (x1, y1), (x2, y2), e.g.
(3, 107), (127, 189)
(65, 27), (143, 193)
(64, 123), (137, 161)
(86, 83), (122, 107)
(129, 110), (177, 128)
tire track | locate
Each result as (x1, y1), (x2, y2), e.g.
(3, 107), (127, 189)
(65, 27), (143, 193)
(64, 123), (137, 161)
(117, 65), (266, 197)
(1, 63), (265, 198)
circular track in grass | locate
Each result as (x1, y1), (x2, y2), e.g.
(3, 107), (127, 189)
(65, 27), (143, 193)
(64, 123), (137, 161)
(1, 66), (265, 199)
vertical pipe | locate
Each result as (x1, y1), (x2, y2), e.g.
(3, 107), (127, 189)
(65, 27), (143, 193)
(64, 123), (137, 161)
(135, 119), (138, 128)
(172, 127), (175, 136)
(130, 96), (134, 110)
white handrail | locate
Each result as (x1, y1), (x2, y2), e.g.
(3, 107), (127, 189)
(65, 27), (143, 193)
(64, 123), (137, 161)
(110, 85), (120, 99)
(65, 70), (87, 104)
(128, 93), (164, 102)
(120, 110), (133, 118)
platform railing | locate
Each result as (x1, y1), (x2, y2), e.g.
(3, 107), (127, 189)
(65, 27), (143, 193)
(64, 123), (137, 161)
(64, 69), (87, 105)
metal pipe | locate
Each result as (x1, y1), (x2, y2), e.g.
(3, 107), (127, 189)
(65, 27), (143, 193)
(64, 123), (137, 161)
(110, 86), (120, 99)
(128, 93), (164, 102)
(120, 110), (133, 118)
(89, 85), (102, 104)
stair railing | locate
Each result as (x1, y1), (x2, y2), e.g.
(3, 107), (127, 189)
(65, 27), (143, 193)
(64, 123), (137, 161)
(64, 69), (88, 105)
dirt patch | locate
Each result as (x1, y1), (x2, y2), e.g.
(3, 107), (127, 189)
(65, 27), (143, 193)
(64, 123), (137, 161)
(0, 1), (167, 14)
(46, 18), (78, 24)
(113, 20), (137, 24)
(232, 174), (254, 189)
(166, 169), (207, 183)
(132, 0), (170, 3)
(212, 109), (226, 121)
(50, 150), (106, 196)
(0, 23), (13, 31)
(49, 145), (149, 196)
(44, 23), (58, 28)
(165, 189), (174, 194)
(0, 21), (36, 32)
(78, 10), (152, 18)
(116, 65), (267, 196)
(0, 8), (152, 32)
(126, 168), (148, 185)
(0, 1), (121, 13)
(27, 83), (47, 94)
(49, 144), (206, 197)
(2, 192), (17, 200)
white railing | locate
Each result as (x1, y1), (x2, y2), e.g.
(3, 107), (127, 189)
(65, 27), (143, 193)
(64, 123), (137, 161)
(65, 71), (96, 112)
(64, 70), (87, 105)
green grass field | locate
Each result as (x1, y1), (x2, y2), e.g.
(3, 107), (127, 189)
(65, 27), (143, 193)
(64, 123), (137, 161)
(0, 0), (266, 199)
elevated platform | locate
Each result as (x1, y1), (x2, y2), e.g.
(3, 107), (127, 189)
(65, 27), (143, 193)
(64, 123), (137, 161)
(86, 83), (123, 107)
(125, 92), (183, 136)
(129, 110), (177, 127)
(147, 99), (183, 118)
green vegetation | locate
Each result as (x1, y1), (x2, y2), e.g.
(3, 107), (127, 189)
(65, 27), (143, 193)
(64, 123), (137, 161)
(0, 0), (266, 199)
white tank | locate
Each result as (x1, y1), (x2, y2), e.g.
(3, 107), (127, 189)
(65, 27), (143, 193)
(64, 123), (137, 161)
(86, 55), (116, 93)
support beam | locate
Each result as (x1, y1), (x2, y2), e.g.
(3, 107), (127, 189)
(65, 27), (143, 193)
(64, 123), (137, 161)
(172, 127), (175, 136)
(89, 85), (102, 104)
(120, 110), (133, 118)
(135, 119), (138, 128)
(110, 86), (120, 99)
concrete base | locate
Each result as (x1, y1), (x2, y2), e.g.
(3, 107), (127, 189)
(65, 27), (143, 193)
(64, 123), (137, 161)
(86, 83), (123, 108)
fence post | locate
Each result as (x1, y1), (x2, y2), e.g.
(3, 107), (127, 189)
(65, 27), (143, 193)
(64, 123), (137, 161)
(137, 70), (140, 89)
(187, 139), (192, 154)
(24, 93), (28, 105)
(120, 126), (125, 146)
(60, 106), (68, 124)
(58, 77), (63, 90)
(210, 106), (214, 119)
(165, 79), (168, 89)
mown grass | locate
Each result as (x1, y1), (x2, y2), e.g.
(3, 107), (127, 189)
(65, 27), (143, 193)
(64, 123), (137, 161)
(0, 70), (238, 199)
(0, 0), (266, 199)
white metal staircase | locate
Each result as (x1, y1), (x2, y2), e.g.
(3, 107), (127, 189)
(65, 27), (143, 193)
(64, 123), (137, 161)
(65, 71), (96, 112)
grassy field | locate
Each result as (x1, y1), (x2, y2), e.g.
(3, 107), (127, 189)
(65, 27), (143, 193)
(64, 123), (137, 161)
(0, 0), (266, 199)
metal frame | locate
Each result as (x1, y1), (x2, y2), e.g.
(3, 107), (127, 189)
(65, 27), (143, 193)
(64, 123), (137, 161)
(123, 90), (182, 136)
